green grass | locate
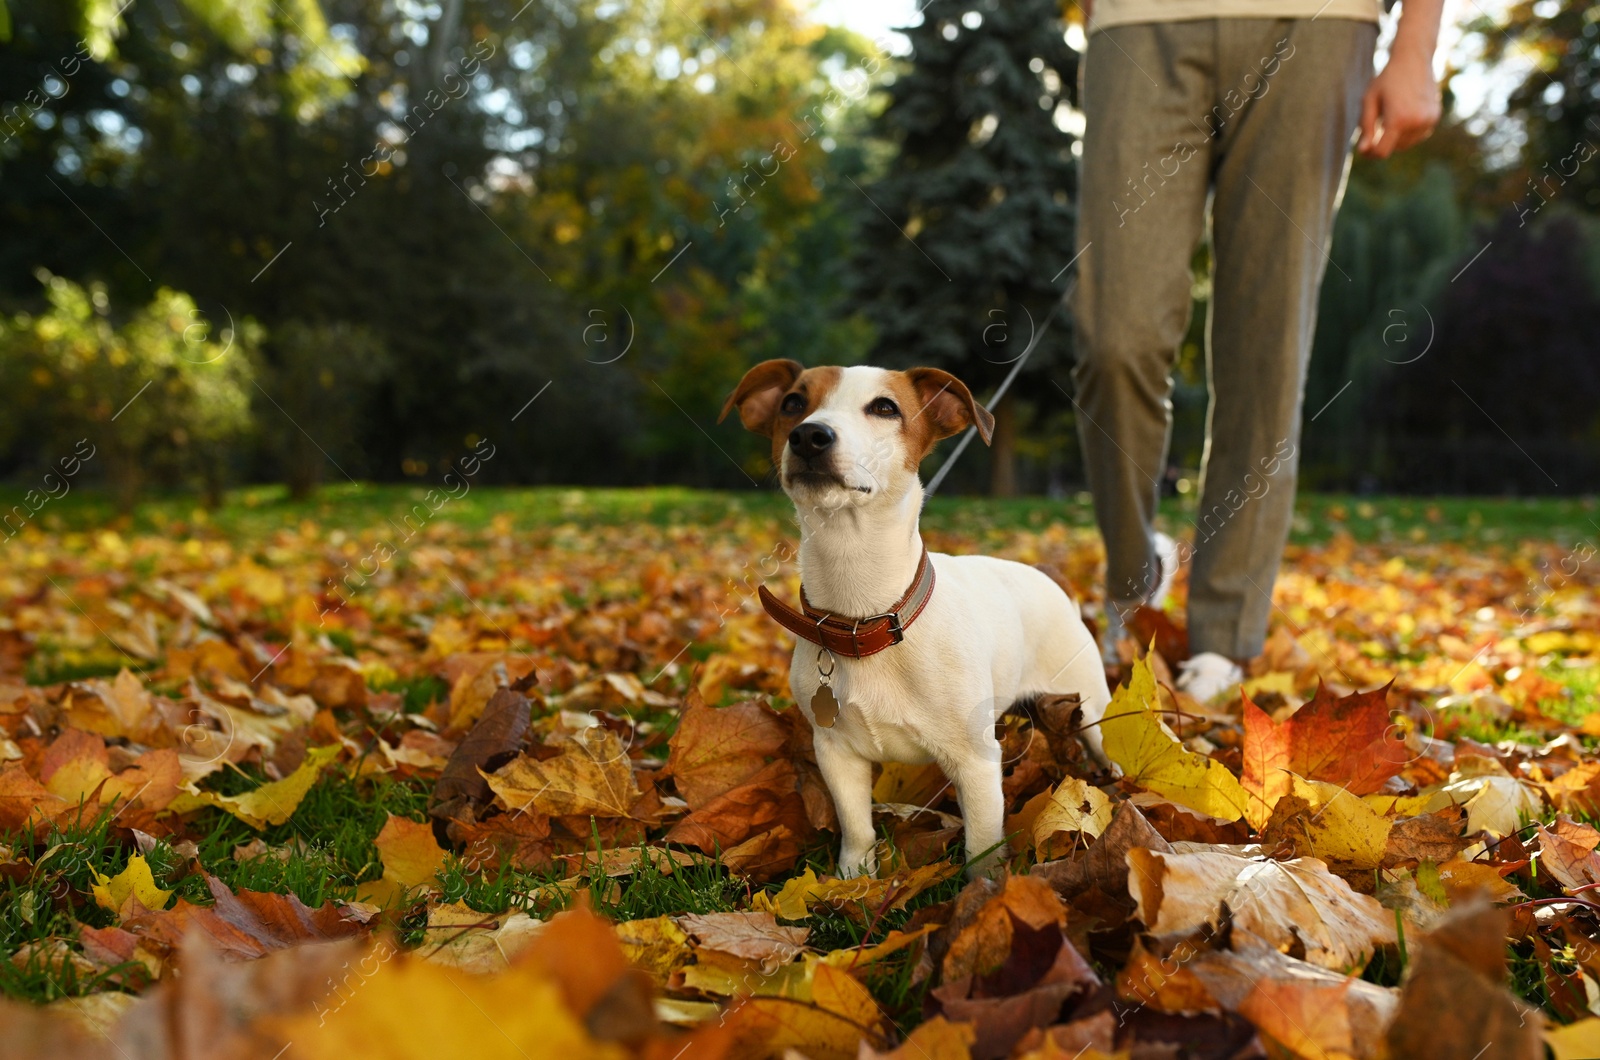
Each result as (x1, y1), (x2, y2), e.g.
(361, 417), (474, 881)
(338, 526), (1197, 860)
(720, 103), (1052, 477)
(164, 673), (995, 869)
(4, 483), (1597, 549)
(1434, 662), (1600, 746)
(178, 767), (433, 909)
(0, 811), (145, 1003)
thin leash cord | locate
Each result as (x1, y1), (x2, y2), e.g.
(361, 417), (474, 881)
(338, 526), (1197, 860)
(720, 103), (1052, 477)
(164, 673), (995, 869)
(923, 273), (1078, 500)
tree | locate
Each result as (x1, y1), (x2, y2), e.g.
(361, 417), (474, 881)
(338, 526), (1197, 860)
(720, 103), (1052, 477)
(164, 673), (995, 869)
(847, 0), (1079, 495)
(2, 272), (256, 508)
(1479, 0), (1600, 217)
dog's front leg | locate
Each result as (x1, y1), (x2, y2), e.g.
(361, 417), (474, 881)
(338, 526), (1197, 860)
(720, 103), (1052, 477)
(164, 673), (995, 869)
(814, 732), (877, 878)
(947, 752), (1008, 879)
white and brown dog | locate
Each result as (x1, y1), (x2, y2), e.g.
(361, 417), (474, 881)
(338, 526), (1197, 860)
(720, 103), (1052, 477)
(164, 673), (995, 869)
(721, 360), (1112, 878)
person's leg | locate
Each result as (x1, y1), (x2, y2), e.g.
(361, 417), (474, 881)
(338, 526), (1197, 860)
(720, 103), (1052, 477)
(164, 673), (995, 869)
(1073, 23), (1215, 622)
(1187, 18), (1377, 659)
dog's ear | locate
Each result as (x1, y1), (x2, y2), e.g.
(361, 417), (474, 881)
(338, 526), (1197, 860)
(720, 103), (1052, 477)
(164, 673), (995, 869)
(720, 359), (804, 436)
(906, 368), (995, 445)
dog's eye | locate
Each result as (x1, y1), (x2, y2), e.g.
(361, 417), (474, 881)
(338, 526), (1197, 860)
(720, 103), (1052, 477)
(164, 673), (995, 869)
(868, 397), (900, 418)
(780, 393), (806, 415)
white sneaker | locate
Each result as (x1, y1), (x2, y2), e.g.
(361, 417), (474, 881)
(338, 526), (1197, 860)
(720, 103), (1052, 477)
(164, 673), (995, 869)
(1098, 531), (1183, 664)
(1176, 652), (1244, 704)
(1149, 531), (1180, 610)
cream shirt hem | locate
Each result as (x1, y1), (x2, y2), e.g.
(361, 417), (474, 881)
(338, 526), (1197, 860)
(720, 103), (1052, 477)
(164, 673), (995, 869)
(1088, 0), (1382, 31)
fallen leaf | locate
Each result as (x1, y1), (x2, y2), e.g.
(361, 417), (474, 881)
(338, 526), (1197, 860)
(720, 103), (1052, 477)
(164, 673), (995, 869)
(170, 744), (341, 829)
(1263, 775), (1392, 869)
(429, 679), (534, 824)
(1102, 656), (1249, 822)
(1241, 682), (1407, 829)
(942, 874), (1069, 983)
(90, 855), (172, 915)
(933, 915), (1100, 1059)
(120, 874), (369, 960)
(1547, 1017), (1600, 1060)
(679, 910), (808, 968)
(485, 729), (641, 817)
(859, 1015), (976, 1060)
(417, 901), (545, 973)
(1127, 847), (1397, 970)
(665, 690), (788, 808)
(1033, 777), (1113, 856)
(1384, 900), (1542, 1060)
(616, 915), (693, 982)
(751, 862), (959, 921)
(373, 813), (448, 889)
(1032, 799), (1174, 903)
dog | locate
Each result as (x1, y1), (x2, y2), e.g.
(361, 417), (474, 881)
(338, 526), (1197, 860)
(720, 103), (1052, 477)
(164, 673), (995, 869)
(720, 360), (1113, 878)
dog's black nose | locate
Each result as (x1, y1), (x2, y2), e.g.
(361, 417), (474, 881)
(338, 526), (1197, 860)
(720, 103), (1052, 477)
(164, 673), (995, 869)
(788, 422), (836, 459)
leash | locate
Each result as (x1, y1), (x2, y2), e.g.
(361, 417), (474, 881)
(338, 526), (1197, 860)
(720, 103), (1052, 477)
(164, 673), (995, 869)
(923, 273), (1079, 500)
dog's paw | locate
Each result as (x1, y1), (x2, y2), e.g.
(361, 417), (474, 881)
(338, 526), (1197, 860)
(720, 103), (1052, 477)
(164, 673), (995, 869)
(837, 847), (878, 879)
(963, 849), (1008, 881)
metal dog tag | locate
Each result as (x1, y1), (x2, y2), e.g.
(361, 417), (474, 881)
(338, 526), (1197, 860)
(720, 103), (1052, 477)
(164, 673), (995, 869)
(811, 684), (840, 728)
(812, 647), (839, 727)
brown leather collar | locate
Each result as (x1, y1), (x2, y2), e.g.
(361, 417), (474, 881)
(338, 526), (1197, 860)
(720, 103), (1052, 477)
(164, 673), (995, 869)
(758, 547), (936, 659)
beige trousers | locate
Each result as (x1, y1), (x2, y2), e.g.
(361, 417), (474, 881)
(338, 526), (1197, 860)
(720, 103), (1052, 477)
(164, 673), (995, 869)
(1071, 17), (1377, 659)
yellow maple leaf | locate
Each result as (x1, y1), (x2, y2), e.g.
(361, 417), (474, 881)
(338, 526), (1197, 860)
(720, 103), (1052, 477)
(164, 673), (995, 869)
(268, 945), (627, 1060)
(1033, 776), (1113, 855)
(1282, 776), (1392, 869)
(373, 813), (447, 889)
(751, 863), (958, 921)
(169, 745), (341, 829)
(615, 915), (692, 982)
(1102, 656), (1249, 823)
(91, 854), (172, 914)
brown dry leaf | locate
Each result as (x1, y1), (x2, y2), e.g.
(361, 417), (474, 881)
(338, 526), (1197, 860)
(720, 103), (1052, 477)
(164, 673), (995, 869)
(679, 910), (809, 967)
(120, 874), (370, 960)
(1385, 900), (1542, 1060)
(429, 679), (534, 824)
(1382, 807), (1471, 866)
(1127, 847), (1397, 970)
(718, 821), (807, 882)
(873, 760), (951, 806)
(664, 759), (812, 868)
(450, 811), (555, 872)
(942, 874), (1069, 983)
(1032, 800), (1173, 903)
(665, 690), (787, 808)
(561, 846), (707, 879)
(485, 728), (641, 817)
(1533, 822), (1600, 890)
(933, 916), (1101, 1060)
(0, 765), (71, 833)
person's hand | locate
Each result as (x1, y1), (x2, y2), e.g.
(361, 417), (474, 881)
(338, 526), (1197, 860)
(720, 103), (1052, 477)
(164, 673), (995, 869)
(1357, 46), (1441, 159)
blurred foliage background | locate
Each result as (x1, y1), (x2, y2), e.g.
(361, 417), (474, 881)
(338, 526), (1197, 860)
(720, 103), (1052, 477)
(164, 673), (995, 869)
(0, 0), (1597, 507)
